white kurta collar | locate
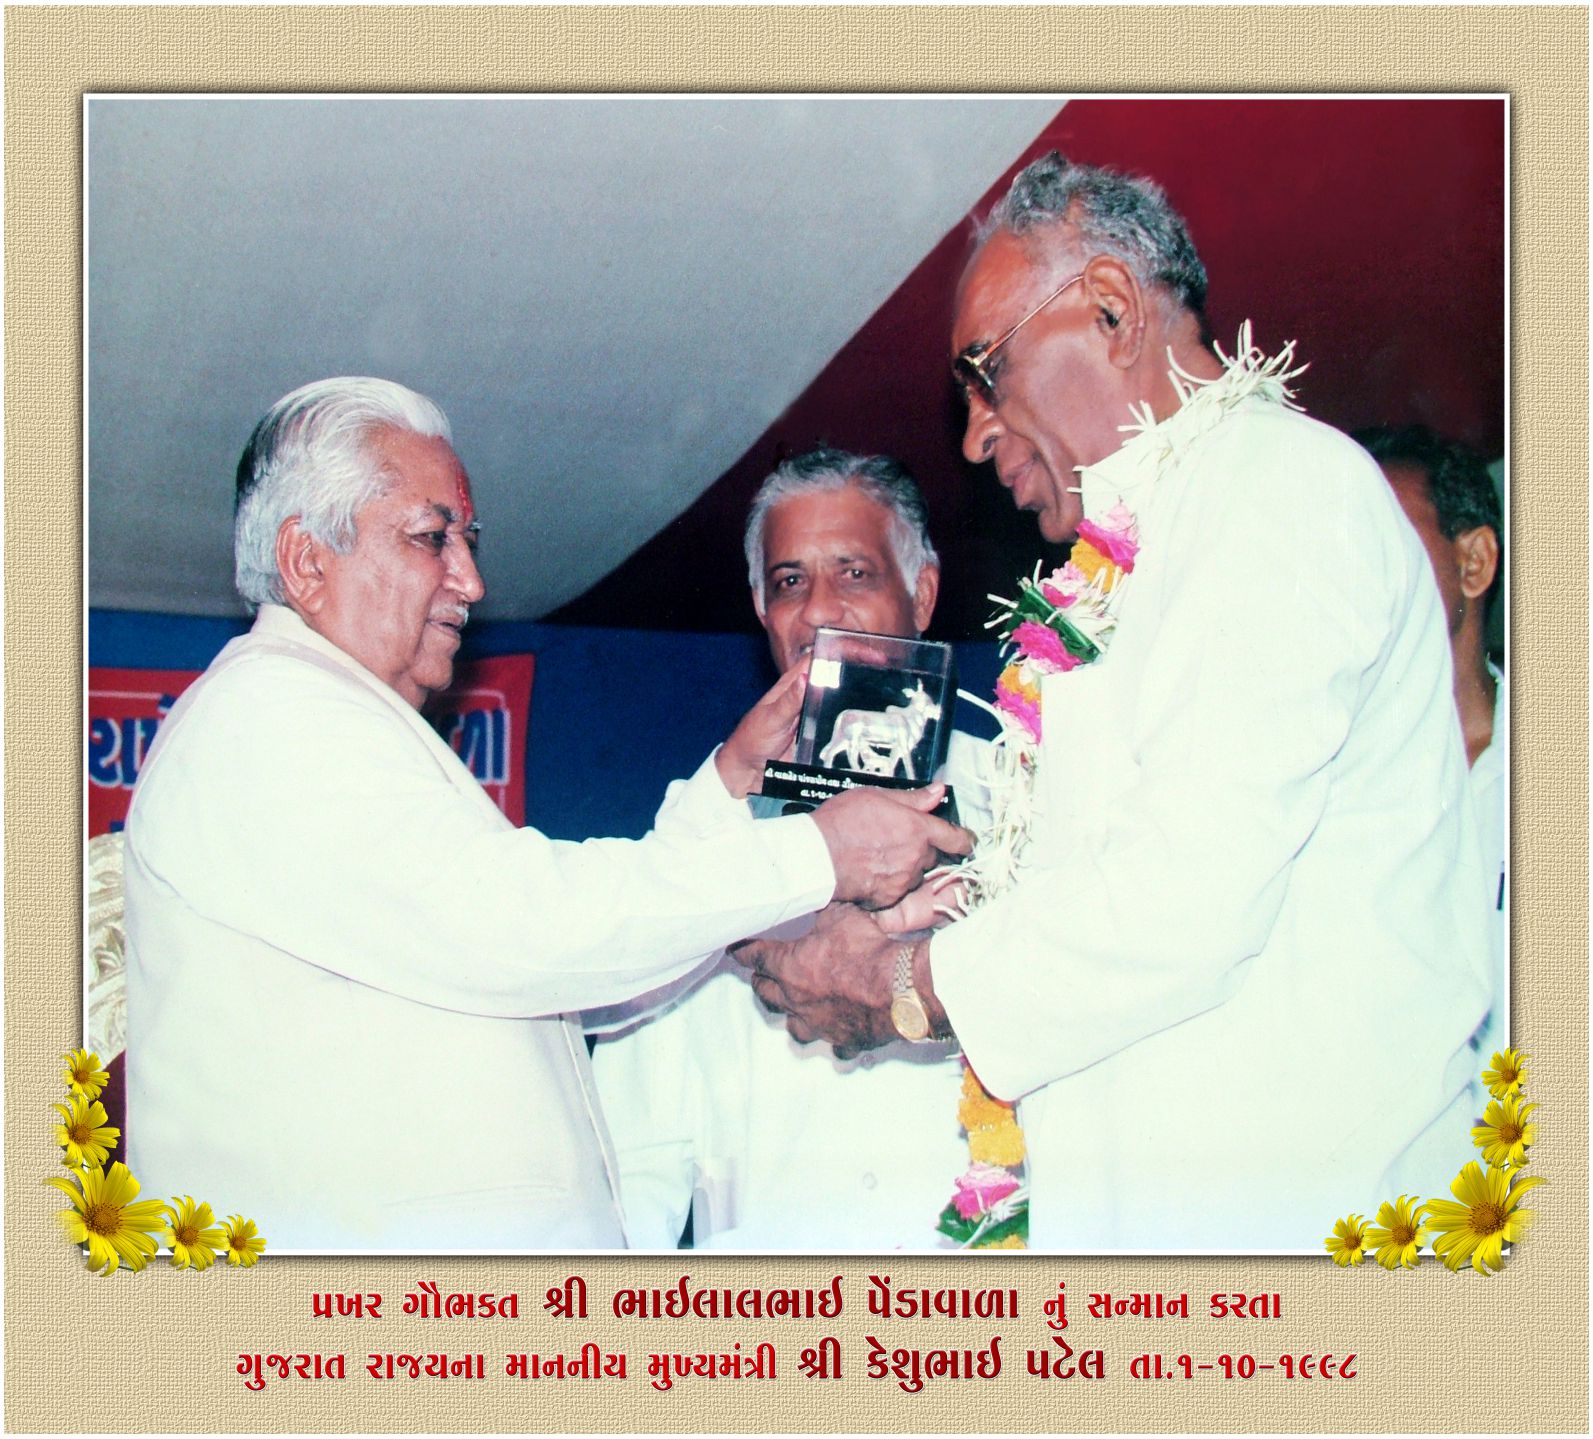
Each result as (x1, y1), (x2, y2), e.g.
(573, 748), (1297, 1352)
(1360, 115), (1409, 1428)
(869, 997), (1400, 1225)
(246, 604), (487, 804)
(1472, 659), (1507, 785)
(1076, 321), (1308, 524)
(251, 603), (428, 724)
(1077, 418), (1162, 519)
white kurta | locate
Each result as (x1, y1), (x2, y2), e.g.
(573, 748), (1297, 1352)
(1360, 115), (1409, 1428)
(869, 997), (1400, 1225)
(589, 732), (991, 1251)
(592, 956), (968, 1250)
(931, 395), (1491, 1251)
(123, 605), (835, 1251)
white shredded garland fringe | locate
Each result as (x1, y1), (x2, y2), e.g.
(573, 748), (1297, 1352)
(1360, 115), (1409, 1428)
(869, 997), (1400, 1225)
(946, 322), (1306, 920)
(933, 324), (1305, 1249)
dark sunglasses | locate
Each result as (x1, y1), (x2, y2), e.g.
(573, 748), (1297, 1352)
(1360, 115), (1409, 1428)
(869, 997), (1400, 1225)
(952, 271), (1084, 405)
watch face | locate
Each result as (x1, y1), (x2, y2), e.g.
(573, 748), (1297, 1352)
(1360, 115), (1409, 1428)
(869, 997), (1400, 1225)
(891, 994), (931, 1042)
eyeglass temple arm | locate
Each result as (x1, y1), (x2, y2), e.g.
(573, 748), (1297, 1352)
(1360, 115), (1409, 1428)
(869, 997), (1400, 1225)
(989, 271), (1086, 355)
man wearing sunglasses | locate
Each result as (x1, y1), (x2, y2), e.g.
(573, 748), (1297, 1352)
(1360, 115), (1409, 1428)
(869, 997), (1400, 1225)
(739, 153), (1491, 1251)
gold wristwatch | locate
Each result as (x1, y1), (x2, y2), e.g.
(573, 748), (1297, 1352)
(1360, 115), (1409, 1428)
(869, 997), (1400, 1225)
(889, 942), (932, 1043)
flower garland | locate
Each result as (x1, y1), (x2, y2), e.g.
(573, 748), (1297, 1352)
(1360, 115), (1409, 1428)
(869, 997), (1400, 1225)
(936, 322), (1307, 1250)
(934, 510), (1139, 1249)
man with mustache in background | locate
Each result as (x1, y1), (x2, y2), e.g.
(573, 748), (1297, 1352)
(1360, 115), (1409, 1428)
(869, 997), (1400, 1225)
(593, 447), (990, 1249)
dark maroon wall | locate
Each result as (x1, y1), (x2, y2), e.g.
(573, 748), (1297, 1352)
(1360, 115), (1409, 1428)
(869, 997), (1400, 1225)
(554, 98), (1505, 638)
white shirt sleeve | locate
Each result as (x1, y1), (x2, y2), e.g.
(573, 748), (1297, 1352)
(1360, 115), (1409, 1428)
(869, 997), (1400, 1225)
(131, 657), (836, 1018)
(651, 746), (754, 837)
(595, 741), (995, 1252)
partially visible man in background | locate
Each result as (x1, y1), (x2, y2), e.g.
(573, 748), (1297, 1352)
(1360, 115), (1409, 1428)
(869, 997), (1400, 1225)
(123, 379), (967, 1250)
(1356, 423), (1506, 1088)
(592, 448), (989, 1249)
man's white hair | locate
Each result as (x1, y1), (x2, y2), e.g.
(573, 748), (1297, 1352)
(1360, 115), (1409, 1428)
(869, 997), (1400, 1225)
(744, 447), (939, 608)
(982, 150), (1209, 319)
(233, 376), (452, 608)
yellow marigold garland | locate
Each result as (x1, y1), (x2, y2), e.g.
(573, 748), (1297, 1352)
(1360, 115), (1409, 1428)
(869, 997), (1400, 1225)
(941, 326), (1308, 1250)
(936, 509), (1140, 1250)
(960, 1066), (1027, 1168)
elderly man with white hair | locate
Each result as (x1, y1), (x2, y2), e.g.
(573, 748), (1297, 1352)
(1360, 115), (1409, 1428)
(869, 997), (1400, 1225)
(123, 377), (966, 1250)
(740, 154), (1492, 1251)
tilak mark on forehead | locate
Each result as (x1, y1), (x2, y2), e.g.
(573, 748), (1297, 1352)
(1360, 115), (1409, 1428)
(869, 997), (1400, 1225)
(454, 469), (475, 528)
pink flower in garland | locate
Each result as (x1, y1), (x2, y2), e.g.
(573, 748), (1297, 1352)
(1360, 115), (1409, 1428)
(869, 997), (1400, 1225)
(1012, 620), (1082, 675)
(995, 674), (1042, 742)
(1075, 502), (1140, 572)
(1040, 562), (1087, 608)
(952, 1162), (1021, 1220)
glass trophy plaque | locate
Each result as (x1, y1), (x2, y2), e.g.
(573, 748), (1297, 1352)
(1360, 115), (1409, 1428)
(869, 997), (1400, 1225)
(756, 627), (957, 820)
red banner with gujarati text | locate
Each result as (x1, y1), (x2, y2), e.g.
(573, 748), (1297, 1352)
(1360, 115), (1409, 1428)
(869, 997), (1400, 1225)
(86, 653), (535, 836)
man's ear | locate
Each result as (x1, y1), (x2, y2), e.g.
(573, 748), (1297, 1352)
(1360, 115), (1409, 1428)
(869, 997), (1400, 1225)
(1455, 525), (1500, 601)
(275, 517), (329, 614)
(1080, 254), (1147, 369)
(912, 563), (940, 635)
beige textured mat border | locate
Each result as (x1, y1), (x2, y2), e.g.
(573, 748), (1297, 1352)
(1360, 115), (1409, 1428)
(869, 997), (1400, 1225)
(5, 6), (1586, 1433)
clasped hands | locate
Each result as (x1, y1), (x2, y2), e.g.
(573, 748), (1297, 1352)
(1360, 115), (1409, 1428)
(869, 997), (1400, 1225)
(733, 872), (968, 1061)
(715, 660), (972, 1059)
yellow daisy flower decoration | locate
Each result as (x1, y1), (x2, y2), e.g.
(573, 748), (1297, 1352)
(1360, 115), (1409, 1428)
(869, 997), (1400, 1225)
(1472, 1095), (1537, 1168)
(61, 1048), (110, 1101)
(1324, 1213), (1369, 1266)
(1365, 1195), (1429, 1270)
(162, 1196), (226, 1270)
(222, 1215), (268, 1267)
(1480, 1048), (1529, 1100)
(45, 1161), (166, 1275)
(1426, 1161), (1545, 1275)
(53, 1095), (121, 1169)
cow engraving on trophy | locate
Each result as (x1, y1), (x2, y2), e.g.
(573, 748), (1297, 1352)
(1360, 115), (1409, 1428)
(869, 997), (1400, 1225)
(818, 682), (941, 779)
(753, 626), (957, 820)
